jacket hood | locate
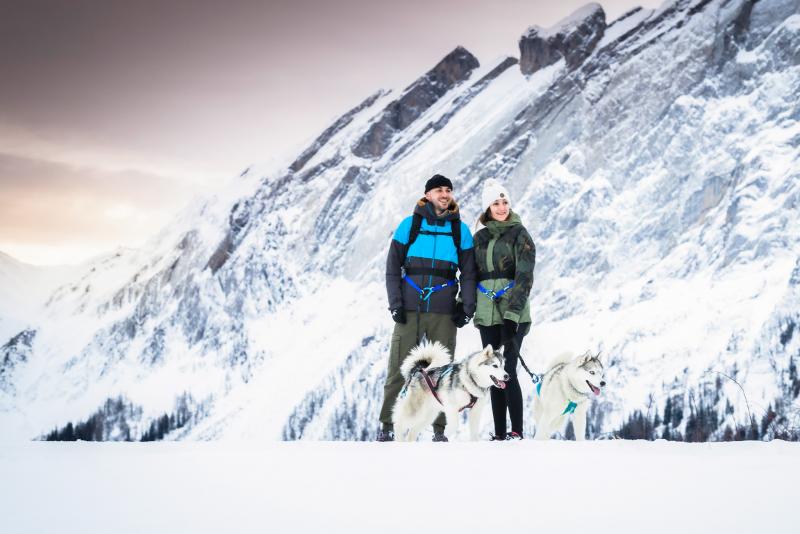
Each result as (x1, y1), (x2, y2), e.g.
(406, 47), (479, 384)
(414, 197), (461, 222)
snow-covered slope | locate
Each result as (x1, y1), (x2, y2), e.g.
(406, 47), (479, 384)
(2, 0), (799, 442)
(0, 252), (79, 339)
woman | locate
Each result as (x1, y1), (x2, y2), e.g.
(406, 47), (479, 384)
(473, 178), (536, 440)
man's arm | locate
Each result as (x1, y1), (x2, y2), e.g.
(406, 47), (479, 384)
(386, 217), (412, 312)
(457, 221), (477, 317)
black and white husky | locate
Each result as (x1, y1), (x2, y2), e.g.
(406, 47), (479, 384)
(532, 351), (606, 440)
(392, 341), (509, 442)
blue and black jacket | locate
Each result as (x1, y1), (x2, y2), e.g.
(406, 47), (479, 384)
(386, 198), (477, 316)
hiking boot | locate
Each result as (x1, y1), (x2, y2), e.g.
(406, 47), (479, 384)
(432, 432), (449, 442)
(376, 430), (395, 442)
(489, 433), (507, 441)
(505, 431), (523, 440)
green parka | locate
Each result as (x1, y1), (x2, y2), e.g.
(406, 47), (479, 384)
(472, 212), (536, 326)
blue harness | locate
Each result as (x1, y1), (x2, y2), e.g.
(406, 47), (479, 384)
(402, 273), (457, 345)
(403, 275), (456, 301)
(477, 280), (515, 301)
(536, 381), (578, 415)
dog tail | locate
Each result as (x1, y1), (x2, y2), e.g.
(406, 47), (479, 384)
(399, 340), (452, 380)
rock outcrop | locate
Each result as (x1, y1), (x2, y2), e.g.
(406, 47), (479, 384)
(519, 3), (606, 75)
(351, 46), (479, 159)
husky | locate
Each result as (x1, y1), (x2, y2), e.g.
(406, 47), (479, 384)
(392, 341), (509, 442)
(532, 351), (606, 441)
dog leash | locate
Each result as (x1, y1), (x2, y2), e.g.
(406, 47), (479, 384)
(479, 276), (541, 385)
(502, 327), (541, 384)
(517, 353), (541, 384)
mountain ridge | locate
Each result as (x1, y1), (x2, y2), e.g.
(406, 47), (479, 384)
(2, 0), (799, 442)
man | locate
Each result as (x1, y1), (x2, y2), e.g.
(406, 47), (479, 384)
(377, 174), (477, 442)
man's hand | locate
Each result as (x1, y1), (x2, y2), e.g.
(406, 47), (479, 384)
(391, 308), (407, 324)
(452, 303), (471, 328)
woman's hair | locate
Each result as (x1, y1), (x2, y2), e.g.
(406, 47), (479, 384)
(479, 207), (513, 225)
(478, 208), (494, 224)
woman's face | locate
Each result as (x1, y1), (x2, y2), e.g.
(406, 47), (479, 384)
(489, 198), (510, 221)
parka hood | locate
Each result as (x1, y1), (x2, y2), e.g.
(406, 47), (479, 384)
(414, 197), (461, 222)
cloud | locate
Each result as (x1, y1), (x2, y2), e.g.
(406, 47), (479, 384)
(0, 152), (190, 264)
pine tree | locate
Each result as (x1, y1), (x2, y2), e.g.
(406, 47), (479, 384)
(64, 422), (75, 441)
(722, 425), (734, 441)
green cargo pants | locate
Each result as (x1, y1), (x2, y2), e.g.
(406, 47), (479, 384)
(379, 311), (456, 435)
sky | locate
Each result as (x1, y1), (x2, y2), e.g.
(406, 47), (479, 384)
(0, 0), (661, 266)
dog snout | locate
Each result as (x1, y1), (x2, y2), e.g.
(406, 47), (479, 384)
(503, 373), (510, 381)
(600, 381), (606, 387)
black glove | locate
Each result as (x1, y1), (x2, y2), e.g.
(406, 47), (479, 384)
(391, 308), (407, 324)
(502, 318), (519, 343)
(452, 303), (471, 328)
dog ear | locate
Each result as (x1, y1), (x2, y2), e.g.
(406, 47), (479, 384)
(579, 351), (592, 365)
(482, 345), (495, 360)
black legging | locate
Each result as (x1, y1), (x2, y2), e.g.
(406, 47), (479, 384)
(478, 324), (528, 438)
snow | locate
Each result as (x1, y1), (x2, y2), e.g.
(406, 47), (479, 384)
(0, 440), (797, 534)
(190, 278), (391, 440)
(598, 8), (654, 49)
(0, 252), (81, 340)
(523, 3), (604, 39)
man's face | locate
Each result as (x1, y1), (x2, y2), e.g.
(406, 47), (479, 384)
(425, 186), (453, 213)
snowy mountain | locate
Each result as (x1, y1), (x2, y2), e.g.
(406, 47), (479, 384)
(2, 0), (799, 442)
(0, 251), (81, 341)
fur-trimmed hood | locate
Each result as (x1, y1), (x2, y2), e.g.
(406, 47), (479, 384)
(414, 197), (461, 222)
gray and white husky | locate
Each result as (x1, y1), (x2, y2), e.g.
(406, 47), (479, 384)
(532, 351), (606, 441)
(392, 341), (509, 442)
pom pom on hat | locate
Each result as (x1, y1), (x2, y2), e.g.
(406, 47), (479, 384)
(481, 178), (510, 210)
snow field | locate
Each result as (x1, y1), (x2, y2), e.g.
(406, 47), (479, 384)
(0, 440), (797, 534)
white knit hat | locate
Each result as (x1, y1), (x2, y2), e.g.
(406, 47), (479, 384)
(481, 178), (511, 211)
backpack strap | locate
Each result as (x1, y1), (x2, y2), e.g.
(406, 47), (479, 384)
(402, 212), (424, 265)
(451, 219), (462, 261)
(401, 212), (462, 265)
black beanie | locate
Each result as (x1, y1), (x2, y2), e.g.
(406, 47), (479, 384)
(424, 174), (453, 193)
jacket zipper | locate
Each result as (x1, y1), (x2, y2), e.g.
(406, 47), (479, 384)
(428, 221), (437, 313)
